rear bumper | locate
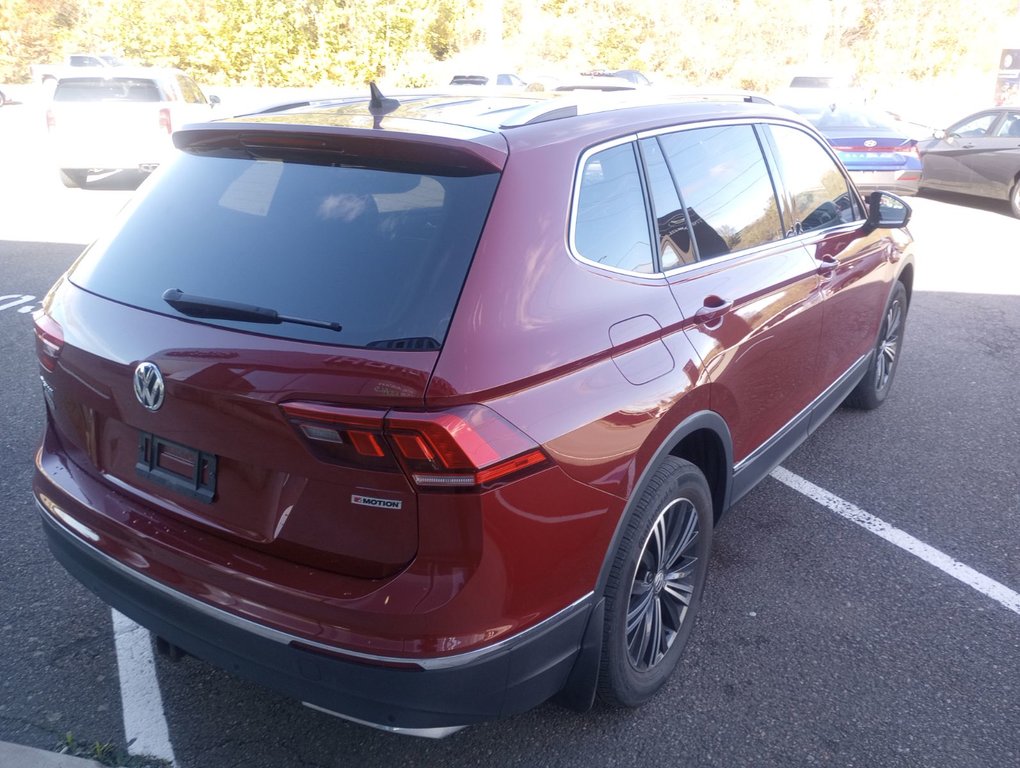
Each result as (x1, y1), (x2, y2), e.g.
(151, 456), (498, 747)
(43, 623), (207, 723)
(39, 494), (593, 734)
(848, 169), (919, 197)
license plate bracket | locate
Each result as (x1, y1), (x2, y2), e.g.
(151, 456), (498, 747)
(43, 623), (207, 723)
(136, 432), (217, 503)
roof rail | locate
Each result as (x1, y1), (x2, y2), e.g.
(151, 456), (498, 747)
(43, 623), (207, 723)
(499, 102), (580, 128)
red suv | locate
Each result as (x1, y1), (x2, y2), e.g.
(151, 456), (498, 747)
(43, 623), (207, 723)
(33, 89), (914, 737)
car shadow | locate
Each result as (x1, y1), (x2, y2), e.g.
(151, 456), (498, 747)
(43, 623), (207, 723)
(916, 188), (1016, 219)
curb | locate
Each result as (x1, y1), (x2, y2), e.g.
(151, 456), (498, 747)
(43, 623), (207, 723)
(0, 740), (102, 768)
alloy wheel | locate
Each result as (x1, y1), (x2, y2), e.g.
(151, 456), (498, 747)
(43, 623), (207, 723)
(626, 497), (700, 671)
(875, 296), (903, 392)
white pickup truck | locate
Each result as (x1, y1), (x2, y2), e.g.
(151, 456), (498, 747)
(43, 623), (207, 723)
(46, 67), (218, 188)
(31, 53), (127, 84)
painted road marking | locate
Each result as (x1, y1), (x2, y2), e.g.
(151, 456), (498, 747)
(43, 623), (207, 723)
(112, 610), (177, 765)
(771, 467), (1020, 616)
(0, 294), (35, 312)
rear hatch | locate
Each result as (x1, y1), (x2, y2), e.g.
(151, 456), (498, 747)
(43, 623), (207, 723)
(43, 124), (503, 578)
(825, 132), (919, 172)
(806, 105), (920, 173)
(48, 76), (175, 163)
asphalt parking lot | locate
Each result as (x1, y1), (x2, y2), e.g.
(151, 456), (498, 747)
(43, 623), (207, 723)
(1, 95), (1018, 768)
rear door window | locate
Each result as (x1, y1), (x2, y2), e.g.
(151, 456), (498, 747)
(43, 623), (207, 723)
(69, 153), (499, 349)
(656, 125), (784, 260)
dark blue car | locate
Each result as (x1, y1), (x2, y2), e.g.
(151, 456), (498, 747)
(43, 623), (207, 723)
(783, 103), (922, 196)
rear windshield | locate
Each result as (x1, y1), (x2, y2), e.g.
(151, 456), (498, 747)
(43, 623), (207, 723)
(54, 77), (163, 102)
(69, 152), (499, 349)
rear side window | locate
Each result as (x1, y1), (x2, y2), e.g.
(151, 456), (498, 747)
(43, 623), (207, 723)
(657, 125), (783, 259)
(70, 153), (499, 349)
(54, 78), (162, 102)
(768, 125), (859, 232)
(573, 143), (654, 273)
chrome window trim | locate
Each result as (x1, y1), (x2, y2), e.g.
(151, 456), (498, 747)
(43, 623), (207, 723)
(567, 117), (868, 281)
(568, 133), (656, 278)
(37, 494), (595, 671)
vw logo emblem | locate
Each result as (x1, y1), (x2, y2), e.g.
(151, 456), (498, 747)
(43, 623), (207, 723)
(134, 362), (165, 411)
(863, 139), (878, 147)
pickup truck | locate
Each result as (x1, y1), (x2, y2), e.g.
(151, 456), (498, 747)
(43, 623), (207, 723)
(46, 67), (218, 187)
(31, 53), (127, 84)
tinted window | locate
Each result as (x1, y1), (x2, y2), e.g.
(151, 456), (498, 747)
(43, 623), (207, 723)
(70, 153), (499, 349)
(574, 143), (654, 273)
(769, 125), (858, 232)
(639, 137), (694, 270)
(658, 125), (783, 259)
(54, 77), (162, 102)
(810, 106), (900, 131)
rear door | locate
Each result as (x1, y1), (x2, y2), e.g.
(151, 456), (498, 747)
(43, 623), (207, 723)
(648, 123), (825, 466)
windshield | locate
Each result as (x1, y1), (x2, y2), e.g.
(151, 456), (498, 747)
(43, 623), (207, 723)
(70, 152), (499, 349)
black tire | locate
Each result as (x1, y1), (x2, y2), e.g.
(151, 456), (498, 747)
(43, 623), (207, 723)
(1010, 179), (1020, 219)
(598, 457), (713, 708)
(845, 281), (908, 410)
(59, 169), (87, 189)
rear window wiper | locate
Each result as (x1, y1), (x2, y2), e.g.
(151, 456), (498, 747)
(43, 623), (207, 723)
(162, 289), (342, 332)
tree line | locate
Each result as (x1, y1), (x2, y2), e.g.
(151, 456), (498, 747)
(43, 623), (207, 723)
(1, 0), (1016, 91)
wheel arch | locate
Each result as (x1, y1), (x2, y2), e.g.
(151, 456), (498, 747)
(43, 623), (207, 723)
(595, 409), (733, 597)
(555, 409), (733, 712)
(896, 261), (914, 306)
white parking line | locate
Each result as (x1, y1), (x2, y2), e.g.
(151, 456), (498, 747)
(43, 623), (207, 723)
(111, 610), (177, 765)
(771, 467), (1020, 615)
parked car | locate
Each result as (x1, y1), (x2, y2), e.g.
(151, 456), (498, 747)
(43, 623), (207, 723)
(782, 102), (922, 195)
(449, 73), (527, 88)
(46, 68), (217, 188)
(31, 53), (128, 85)
(33, 88), (914, 737)
(580, 69), (653, 87)
(917, 107), (1020, 217)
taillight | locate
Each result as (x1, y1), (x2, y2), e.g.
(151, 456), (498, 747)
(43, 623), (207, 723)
(46, 109), (55, 131)
(282, 402), (550, 491)
(33, 311), (64, 372)
(159, 108), (172, 134)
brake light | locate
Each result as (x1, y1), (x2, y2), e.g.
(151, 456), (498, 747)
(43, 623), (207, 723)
(282, 402), (550, 490)
(33, 311), (64, 372)
(159, 108), (172, 134)
(46, 109), (56, 131)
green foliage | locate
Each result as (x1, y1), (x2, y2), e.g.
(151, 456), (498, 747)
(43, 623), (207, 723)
(1, 0), (1017, 90)
(56, 731), (172, 768)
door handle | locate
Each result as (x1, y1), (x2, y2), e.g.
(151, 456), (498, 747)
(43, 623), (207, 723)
(816, 254), (838, 274)
(694, 296), (733, 324)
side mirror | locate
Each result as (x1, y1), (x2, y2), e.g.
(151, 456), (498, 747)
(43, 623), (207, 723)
(933, 128), (946, 140)
(208, 94), (221, 106)
(866, 191), (912, 229)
